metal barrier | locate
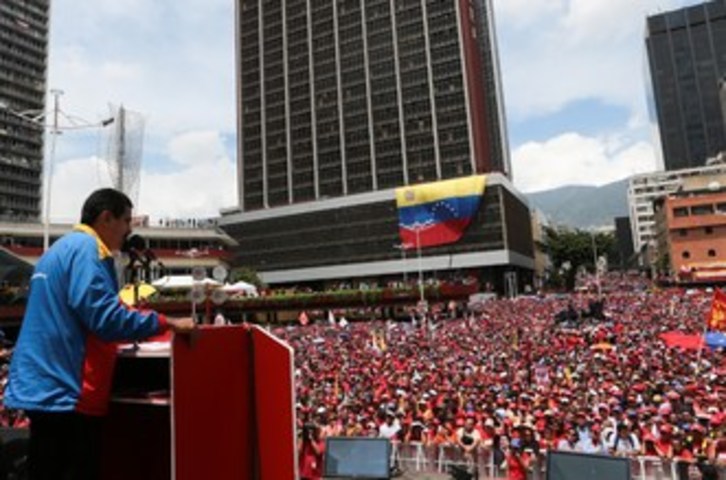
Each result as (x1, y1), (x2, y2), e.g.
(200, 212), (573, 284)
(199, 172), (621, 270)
(389, 443), (726, 480)
(631, 456), (676, 480)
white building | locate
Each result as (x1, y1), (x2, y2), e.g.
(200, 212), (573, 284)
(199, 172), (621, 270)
(628, 164), (726, 256)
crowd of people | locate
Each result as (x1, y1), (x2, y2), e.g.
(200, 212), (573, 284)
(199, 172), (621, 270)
(0, 345), (27, 430)
(2, 267), (726, 478)
(280, 273), (726, 478)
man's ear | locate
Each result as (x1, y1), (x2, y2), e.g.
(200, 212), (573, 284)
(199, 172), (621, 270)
(92, 210), (113, 230)
(98, 210), (113, 224)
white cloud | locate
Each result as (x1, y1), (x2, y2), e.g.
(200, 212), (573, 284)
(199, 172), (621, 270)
(138, 131), (236, 219)
(49, 156), (111, 224)
(167, 131), (227, 168)
(42, 0), (238, 221)
(47, 0), (236, 134)
(512, 133), (657, 193)
(493, 0), (697, 120)
(49, 130), (235, 222)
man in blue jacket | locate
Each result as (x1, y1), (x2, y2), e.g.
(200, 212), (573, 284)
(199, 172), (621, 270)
(4, 188), (195, 480)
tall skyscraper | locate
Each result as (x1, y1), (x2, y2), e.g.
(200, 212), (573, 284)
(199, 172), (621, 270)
(234, 0), (510, 211)
(0, 0), (49, 220)
(646, 1), (726, 171)
(222, 0), (532, 290)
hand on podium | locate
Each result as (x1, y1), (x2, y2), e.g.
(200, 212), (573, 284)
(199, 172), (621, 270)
(167, 317), (196, 334)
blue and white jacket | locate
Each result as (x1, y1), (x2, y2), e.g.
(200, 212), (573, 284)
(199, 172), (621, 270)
(4, 225), (168, 415)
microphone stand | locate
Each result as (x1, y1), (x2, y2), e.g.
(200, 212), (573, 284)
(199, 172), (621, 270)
(123, 234), (157, 350)
(126, 250), (142, 352)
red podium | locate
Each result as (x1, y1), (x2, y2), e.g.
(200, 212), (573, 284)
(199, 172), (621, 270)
(100, 325), (298, 480)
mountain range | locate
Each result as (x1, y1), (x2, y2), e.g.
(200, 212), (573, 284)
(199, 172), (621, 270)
(524, 178), (629, 230)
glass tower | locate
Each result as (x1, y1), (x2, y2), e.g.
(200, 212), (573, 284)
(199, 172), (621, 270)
(646, 1), (726, 171)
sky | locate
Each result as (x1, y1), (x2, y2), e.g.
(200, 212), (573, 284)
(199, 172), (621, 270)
(44, 0), (701, 222)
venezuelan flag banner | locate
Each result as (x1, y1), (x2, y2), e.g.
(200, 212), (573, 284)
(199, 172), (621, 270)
(396, 175), (486, 249)
(708, 289), (726, 332)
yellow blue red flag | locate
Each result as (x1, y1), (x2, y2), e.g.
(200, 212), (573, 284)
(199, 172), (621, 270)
(395, 175), (486, 249)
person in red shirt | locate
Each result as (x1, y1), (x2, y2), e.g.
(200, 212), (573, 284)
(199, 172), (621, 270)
(506, 438), (532, 480)
(654, 424), (674, 459)
(298, 424), (325, 480)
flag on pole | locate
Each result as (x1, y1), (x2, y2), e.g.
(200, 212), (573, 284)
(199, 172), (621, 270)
(707, 289), (726, 332)
(395, 175), (486, 249)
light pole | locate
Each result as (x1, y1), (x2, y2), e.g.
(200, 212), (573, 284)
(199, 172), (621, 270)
(43, 89), (63, 251)
(415, 228), (424, 303)
(591, 231), (602, 297)
(393, 243), (408, 284)
(0, 91), (114, 251)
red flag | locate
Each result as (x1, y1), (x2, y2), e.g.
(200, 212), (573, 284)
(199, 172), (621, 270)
(708, 289), (726, 332)
(659, 331), (704, 350)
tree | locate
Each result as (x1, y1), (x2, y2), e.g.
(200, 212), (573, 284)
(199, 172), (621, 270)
(543, 226), (617, 291)
(229, 266), (265, 288)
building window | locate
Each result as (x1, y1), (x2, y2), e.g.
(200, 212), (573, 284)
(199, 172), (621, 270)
(708, 249), (717, 257)
(682, 251), (690, 259)
(691, 204), (714, 216)
(679, 229), (687, 237)
(717, 202), (726, 214)
(673, 207), (688, 217)
(705, 226), (713, 234)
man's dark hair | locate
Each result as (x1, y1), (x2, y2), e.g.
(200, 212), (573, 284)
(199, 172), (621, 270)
(80, 188), (133, 225)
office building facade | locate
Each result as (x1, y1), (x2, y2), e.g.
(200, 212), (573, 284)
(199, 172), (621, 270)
(645, 1), (726, 171)
(224, 0), (528, 290)
(0, 0), (49, 220)
(234, 0), (510, 211)
(221, 173), (533, 293)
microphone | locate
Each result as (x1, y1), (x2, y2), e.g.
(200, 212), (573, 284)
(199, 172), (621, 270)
(122, 233), (145, 252)
(122, 234), (161, 270)
(122, 234), (146, 263)
(143, 248), (158, 262)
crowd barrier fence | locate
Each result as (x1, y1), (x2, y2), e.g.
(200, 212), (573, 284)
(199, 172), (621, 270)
(388, 442), (726, 479)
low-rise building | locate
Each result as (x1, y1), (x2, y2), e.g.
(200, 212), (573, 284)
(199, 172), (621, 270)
(653, 176), (726, 283)
(628, 164), (726, 259)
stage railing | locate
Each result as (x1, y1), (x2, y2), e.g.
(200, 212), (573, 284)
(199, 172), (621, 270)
(388, 442), (726, 479)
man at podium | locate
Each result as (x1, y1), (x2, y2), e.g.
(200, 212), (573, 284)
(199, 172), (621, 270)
(4, 188), (195, 480)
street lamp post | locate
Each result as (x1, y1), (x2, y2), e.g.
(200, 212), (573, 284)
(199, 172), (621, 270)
(42, 89), (63, 251)
(416, 228), (424, 303)
(393, 243), (408, 284)
(591, 231), (602, 297)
